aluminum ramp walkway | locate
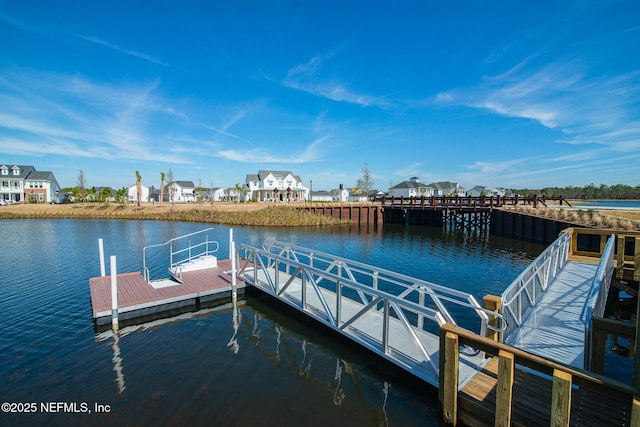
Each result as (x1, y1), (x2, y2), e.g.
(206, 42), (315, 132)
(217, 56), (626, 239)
(236, 241), (500, 389)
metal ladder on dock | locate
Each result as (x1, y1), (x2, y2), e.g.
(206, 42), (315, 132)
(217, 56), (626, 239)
(235, 240), (504, 388)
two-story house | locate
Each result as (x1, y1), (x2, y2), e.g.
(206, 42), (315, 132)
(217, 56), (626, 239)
(167, 181), (196, 202)
(1, 165), (61, 203)
(244, 170), (308, 202)
(127, 184), (150, 203)
(389, 177), (434, 198)
(427, 181), (466, 196)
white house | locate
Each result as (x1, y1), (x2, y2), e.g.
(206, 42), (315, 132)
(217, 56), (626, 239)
(427, 181), (465, 196)
(1, 165), (61, 203)
(24, 170), (62, 203)
(244, 170), (308, 202)
(127, 184), (150, 203)
(388, 177), (434, 198)
(168, 181), (196, 202)
(194, 187), (226, 202)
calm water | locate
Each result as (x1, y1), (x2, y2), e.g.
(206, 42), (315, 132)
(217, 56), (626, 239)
(0, 219), (548, 426)
(573, 200), (640, 209)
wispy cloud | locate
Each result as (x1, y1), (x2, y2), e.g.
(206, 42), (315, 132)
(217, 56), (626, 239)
(0, 10), (168, 66)
(283, 51), (391, 108)
(0, 69), (190, 164)
(79, 35), (169, 66)
(217, 135), (329, 164)
(436, 59), (640, 152)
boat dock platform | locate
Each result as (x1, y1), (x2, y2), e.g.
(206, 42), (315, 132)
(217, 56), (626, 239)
(90, 258), (244, 325)
(90, 228), (245, 326)
(89, 226), (640, 426)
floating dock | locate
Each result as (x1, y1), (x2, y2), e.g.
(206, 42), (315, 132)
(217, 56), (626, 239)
(90, 228), (244, 326)
(90, 258), (244, 325)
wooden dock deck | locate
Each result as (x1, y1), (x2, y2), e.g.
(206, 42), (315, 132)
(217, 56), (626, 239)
(90, 259), (245, 325)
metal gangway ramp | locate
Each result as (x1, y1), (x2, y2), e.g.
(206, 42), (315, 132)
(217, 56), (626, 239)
(498, 229), (616, 370)
(236, 241), (502, 388)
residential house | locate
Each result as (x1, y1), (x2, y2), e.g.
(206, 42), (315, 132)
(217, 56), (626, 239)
(244, 170), (308, 202)
(467, 186), (509, 197)
(194, 187), (226, 202)
(1, 164), (61, 203)
(24, 170), (62, 203)
(166, 181), (196, 202)
(427, 181), (466, 196)
(388, 177), (434, 198)
(127, 184), (150, 203)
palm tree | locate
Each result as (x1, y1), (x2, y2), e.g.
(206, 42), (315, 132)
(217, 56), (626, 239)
(135, 171), (142, 207)
(159, 172), (165, 208)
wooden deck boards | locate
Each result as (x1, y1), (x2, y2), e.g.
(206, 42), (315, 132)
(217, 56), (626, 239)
(460, 356), (633, 426)
(89, 259), (244, 321)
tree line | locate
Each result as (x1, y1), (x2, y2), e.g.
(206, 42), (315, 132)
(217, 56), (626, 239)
(514, 183), (640, 200)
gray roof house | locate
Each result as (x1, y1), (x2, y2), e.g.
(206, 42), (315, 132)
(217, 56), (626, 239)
(244, 170), (308, 202)
(389, 177), (434, 198)
(427, 181), (465, 196)
(2, 164), (61, 203)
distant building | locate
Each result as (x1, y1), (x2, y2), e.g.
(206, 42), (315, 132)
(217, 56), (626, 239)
(244, 170), (308, 202)
(1, 164), (61, 203)
(389, 177), (434, 198)
(467, 186), (509, 197)
(427, 181), (465, 196)
(167, 181), (196, 202)
(127, 184), (150, 203)
(194, 187), (226, 202)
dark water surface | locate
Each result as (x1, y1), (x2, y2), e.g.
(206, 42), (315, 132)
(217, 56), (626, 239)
(0, 219), (546, 426)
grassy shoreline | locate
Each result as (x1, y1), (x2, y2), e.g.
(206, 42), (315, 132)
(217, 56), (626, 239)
(2, 201), (639, 230)
(0, 202), (351, 227)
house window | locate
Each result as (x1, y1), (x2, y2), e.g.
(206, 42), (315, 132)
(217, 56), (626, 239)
(2, 181), (8, 187)
(267, 180), (273, 186)
(1, 168), (7, 175)
(38, 194), (44, 201)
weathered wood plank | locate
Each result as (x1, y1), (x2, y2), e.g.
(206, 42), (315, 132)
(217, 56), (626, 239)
(495, 350), (514, 427)
(551, 369), (572, 427)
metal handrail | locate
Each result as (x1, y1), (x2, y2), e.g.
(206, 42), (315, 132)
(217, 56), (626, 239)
(236, 242), (504, 379)
(142, 228), (218, 282)
(500, 231), (571, 341)
(582, 234), (616, 369)
(264, 240), (490, 334)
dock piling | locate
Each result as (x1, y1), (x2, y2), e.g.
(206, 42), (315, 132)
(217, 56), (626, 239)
(231, 240), (237, 303)
(110, 255), (119, 331)
(99, 238), (106, 277)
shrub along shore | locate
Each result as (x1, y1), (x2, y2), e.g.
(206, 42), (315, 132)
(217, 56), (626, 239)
(2, 201), (639, 230)
(0, 202), (351, 227)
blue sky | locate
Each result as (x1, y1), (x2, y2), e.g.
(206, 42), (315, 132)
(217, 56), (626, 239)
(1, 1), (639, 191)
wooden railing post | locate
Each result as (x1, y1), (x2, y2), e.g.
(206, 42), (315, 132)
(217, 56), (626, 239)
(634, 237), (640, 282)
(632, 397), (640, 427)
(440, 329), (459, 426)
(551, 369), (572, 427)
(617, 235), (625, 279)
(483, 294), (502, 342)
(496, 350), (514, 427)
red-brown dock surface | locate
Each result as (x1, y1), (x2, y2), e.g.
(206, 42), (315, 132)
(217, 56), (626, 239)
(90, 259), (245, 324)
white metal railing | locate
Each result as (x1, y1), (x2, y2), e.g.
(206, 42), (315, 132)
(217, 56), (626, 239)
(500, 231), (571, 341)
(236, 241), (499, 380)
(582, 234), (616, 369)
(142, 228), (219, 282)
